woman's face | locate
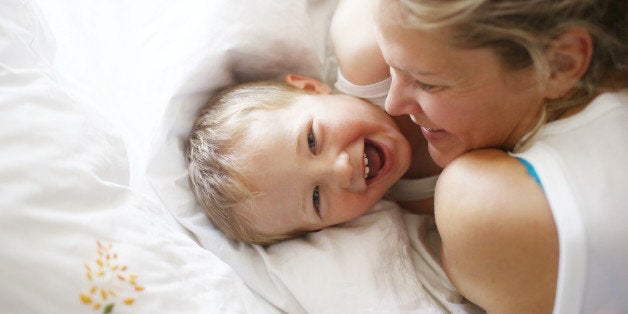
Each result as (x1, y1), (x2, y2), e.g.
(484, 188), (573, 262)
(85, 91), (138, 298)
(376, 21), (546, 167)
(236, 93), (411, 236)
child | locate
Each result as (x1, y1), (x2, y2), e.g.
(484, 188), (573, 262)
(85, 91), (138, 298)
(187, 0), (440, 244)
(187, 75), (440, 244)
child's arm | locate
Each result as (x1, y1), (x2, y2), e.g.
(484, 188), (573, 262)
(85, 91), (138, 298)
(330, 0), (390, 85)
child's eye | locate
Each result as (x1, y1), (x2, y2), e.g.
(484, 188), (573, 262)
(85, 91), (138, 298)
(312, 186), (321, 216)
(307, 128), (317, 155)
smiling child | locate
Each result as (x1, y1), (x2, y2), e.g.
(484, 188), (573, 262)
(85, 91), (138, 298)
(187, 75), (425, 244)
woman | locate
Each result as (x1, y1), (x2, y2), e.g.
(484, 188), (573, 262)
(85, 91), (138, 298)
(374, 0), (627, 313)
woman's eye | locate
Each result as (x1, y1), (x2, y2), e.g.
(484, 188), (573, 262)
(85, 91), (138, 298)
(312, 186), (321, 216)
(307, 128), (317, 154)
(413, 80), (438, 91)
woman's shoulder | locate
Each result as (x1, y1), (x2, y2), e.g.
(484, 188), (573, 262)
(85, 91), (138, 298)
(434, 149), (550, 254)
(330, 0), (389, 85)
(435, 149), (537, 214)
(434, 149), (558, 312)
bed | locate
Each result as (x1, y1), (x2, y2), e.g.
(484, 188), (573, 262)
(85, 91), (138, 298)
(0, 1), (483, 313)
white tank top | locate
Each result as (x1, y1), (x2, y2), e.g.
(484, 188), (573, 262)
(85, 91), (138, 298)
(334, 69), (390, 109)
(512, 90), (628, 313)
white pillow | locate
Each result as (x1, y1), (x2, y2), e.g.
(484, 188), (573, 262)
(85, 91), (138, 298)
(0, 1), (263, 313)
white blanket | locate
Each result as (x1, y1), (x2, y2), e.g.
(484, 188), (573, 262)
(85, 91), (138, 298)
(0, 0), (482, 312)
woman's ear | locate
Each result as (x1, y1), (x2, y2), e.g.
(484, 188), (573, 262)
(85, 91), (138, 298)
(285, 74), (332, 94)
(543, 28), (593, 99)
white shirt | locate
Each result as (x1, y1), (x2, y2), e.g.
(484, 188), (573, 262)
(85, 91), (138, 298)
(512, 90), (628, 313)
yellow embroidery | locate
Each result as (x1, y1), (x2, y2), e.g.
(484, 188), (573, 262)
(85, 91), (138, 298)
(79, 241), (144, 313)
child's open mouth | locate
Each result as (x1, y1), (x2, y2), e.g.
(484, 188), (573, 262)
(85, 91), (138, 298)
(364, 139), (385, 184)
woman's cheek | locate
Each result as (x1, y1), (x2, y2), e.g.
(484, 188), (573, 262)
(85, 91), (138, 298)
(424, 98), (460, 127)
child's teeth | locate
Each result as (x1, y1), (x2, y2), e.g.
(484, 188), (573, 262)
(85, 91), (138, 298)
(364, 153), (370, 179)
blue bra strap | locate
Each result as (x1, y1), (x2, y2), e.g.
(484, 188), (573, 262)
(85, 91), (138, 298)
(516, 157), (543, 189)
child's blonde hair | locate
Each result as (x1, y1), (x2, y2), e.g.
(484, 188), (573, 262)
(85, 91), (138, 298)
(187, 81), (313, 244)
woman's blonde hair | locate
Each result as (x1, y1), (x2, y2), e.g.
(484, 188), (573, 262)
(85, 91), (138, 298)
(379, 0), (627, 114)
(187, 81), (312, 244)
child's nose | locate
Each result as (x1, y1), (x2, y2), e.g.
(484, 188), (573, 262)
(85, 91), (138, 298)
(329, 151), (365, 192)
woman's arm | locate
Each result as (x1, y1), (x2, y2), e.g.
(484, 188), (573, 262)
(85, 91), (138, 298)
(435, 149), (558, 313)
(330, 0), (390, 85)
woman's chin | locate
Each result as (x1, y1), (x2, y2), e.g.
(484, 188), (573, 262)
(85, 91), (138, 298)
(428, 145), (461, 168)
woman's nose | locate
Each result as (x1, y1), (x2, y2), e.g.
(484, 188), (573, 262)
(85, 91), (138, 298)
(385, 73), (422, 117)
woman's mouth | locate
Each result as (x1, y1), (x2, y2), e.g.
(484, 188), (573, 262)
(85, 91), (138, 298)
(420, 126), (449, 141)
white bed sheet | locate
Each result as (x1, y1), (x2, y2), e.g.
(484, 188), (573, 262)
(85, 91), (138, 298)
(1, 0), (483, 313)
(0, 1), (261, 313)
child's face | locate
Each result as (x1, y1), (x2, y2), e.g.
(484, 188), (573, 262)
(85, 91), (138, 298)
(236, 93), (411, 236)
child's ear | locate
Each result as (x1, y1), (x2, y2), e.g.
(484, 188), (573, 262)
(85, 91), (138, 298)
(285, 74), (332, 94)
(543, 28), (593, 100)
